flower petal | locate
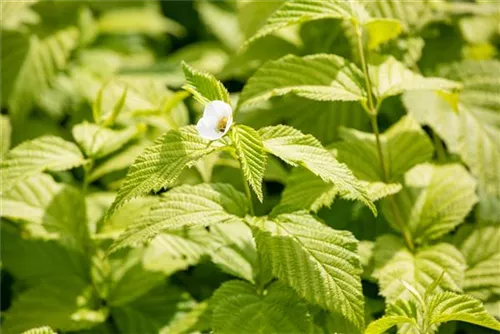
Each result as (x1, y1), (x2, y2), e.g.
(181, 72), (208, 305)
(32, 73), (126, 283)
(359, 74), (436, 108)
(197, 117), (223, 140)
(203, 100), (232, 119)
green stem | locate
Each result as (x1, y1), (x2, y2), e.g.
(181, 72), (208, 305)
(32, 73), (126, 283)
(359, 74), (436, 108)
(355, 23), (415, 252)
(82, 160), (93, 194)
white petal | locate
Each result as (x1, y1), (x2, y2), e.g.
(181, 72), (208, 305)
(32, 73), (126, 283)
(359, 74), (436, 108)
(203, 100), (232, 119)
(197, 117), (223, 140)
(221, 116), (233, 136)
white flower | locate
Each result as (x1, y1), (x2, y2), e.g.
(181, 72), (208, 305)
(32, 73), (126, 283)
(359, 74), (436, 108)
(196, 100), (233, 140)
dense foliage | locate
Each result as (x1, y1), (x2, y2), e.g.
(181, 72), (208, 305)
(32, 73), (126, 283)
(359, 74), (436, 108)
(1, 1), (500, 333)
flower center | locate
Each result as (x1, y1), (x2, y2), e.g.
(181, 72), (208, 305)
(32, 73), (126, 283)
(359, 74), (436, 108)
(217, 117), (228, 133)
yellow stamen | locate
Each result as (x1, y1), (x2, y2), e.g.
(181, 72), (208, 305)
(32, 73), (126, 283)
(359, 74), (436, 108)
(217, 117), (228, 132)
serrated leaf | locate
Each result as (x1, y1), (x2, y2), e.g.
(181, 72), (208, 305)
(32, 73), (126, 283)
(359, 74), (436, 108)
(21, 327), (57, 334)
(211, 280), (314, 334)
(2, 277), (107, 333)
(366, 0), (443, 32)
(369, 56), (461, 101)
(364, 18), (403, 50)
(403, 60), (500, 222)
(1, 26), (79, 123)
(365, 315), (416, 334)
(110, 282), (196, 334)
(206, 222), (259, 283)
(372, 235), (466, 302)
(251, 211), (365, 331)
(334, 115), (434, 182)
(181, 61), (230, 105)
(108, 183), (248, 254)
(382, 164), (478, 244)
(259, 125), (375, 214)
(244, 0), (370, 47)
(1, 115), (11, 156)
(72, 122), (143, 159)
(0, 136), (86, 193)
(107, 126), (222, 217)
(238, 54), (367, 108)
(0, 174), (89, 252)
(142, 228), (208, 276)
(281, 167), (338, 212)
(231, 125), (267, 201)
(428, 292), (500, 331)
(454, 225), (500, 301)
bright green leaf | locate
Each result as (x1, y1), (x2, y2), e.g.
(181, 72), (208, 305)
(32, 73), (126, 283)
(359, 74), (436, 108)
(372, 235), (466, 302)
(251, 211), (365, 331)
(231, 125), (267, 202)
(364, 18), (403, 50)
(238, 54), (367, 108)
(428, 292), (500, 331)
(182, 61), (230, 105)
(211, 280), (314, 334)
(454, 224), (500, 301)
(106, 126), (223, 217)
(369, 56), (461, 101)
(382, 164), (478, 244)
(0, 136), (86, 193)
(108, 183), (248, 253)
(72, 122), (143, 159)
(244, 0), (370, 47)
(259, 125), (375, 214)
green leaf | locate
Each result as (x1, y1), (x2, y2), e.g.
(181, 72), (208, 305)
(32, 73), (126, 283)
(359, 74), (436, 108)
(142, 228), (208, 276)
(98, 248), (165, 306)
(372, 235), (466, 302)
(369, 56), (461, 101)
(244, 0), (370, 47)
(403, 60), (500, 222)
(1, 26), (79, 123)
(428, 292), (500, 331)
(2, 277), (107, 333)
(97, 6), (184, 37)
(181, 61), (230, 105)
(110, 282), (196, 334)
(281, 168), (338, 212)
(0, 1), (39, 30)
(211, 280), (314, 334)
(108, 183), (248, 254)
(72, 122), (143, 159)
(0, 174), (89, 252)
(259, 125), (375, 214)
(382, 164), (478, 244)
(334, 115), (434, 182)
(454, 225), (500, 300)
(0, 136), (86, 193)
(0, 225), (88, 285)
(366, 0), (443, 32)
(365, 316), (416, 334)
(364, 18), (403, 50)
(1, 115), (11, 156)
(251, 211), (365, 331)
(107, 126), (222, 217)
(231, 125), (267, 201)
(238, 54), (367, 108)
(21, 327), (57, 334)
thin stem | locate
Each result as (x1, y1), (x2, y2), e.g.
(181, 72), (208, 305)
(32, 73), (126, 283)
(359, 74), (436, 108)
(355, 24), (376, 115)
(355, 23), (415, 252)
(82, 160), (93, 194)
